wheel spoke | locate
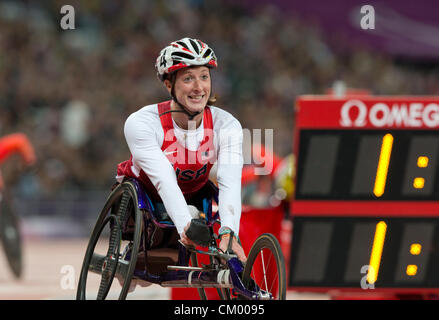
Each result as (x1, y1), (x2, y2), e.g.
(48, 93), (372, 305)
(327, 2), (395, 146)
(264, 249), (273, 271)
(269, 264), (279, 294)
(260, 250), (268, 291)
(263, 251), (279, 295)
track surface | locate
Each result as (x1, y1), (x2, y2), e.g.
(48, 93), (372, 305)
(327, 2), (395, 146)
(0, 238), (328, 300)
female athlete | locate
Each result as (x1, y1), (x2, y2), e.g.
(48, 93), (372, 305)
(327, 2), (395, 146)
(116, 37), (246, 262)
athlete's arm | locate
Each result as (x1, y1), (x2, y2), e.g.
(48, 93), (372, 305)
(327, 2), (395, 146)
(214, 112), (244, 236)
(123, 109), (193, 236)
(213, 112), (246, 261)
(0, 133), (36, 165)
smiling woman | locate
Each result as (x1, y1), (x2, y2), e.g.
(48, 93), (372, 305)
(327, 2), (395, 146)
(115, 37), (247, 262)
(164, 66), (213, 129)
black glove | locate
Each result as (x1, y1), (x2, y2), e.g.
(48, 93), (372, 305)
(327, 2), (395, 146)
(185, 218), (211, 247)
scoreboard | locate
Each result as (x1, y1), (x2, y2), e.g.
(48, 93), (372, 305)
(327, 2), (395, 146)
(288, 96), (439, 293)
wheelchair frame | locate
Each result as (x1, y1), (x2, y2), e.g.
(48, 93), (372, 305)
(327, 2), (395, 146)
(77, 178), (285, 300)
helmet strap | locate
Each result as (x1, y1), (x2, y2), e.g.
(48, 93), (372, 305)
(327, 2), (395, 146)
(171, 95), (202, 121)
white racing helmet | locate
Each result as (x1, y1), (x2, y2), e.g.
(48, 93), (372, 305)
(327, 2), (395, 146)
(155, 37), (218, 81)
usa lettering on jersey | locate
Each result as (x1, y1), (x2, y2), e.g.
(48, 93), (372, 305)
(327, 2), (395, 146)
(175, 164), (208, 181)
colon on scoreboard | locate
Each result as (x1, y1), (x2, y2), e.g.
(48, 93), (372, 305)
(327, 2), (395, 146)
(288, 96), (439, 293)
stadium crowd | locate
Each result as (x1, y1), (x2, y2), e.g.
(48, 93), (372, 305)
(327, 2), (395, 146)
(1, 0), (439, 198)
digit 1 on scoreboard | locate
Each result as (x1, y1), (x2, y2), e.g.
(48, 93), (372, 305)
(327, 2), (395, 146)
(373, 134), (394, 197)
(367, 221), (387, 284)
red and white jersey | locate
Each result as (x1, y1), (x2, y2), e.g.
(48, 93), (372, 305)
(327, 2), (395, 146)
(117, 100), (243, 236)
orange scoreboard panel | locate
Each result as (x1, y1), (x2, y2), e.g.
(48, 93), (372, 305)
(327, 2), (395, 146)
(288, 96), (439, 294)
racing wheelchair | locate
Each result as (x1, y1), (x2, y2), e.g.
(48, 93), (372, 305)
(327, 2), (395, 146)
(76, 178), (286, 300)
(0, 188), (22, 278)
(0, 133), (36, 279)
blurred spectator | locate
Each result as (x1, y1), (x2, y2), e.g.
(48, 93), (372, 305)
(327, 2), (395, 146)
(60, 100), (90, 148)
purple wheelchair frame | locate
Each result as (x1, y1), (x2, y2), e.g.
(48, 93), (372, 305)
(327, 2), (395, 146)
(126, 178), (269, 300)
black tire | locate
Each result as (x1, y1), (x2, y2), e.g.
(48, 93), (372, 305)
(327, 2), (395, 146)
(76, 181), (143, 300)
(0, 196), (23, 278)
(242, 233), (286, 300)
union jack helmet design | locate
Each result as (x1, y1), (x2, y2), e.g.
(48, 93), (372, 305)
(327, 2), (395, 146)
(156, 37), (218, 81)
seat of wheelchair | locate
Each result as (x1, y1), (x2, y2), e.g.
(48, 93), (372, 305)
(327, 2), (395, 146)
(149, 201), (210, 227)
(140, 180), (218, 227)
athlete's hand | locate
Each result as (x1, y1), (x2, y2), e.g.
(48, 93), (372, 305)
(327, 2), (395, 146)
(180, 222), (197, 247)
(219, 234), (247, 263)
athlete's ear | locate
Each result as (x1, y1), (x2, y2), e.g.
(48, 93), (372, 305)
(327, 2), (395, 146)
(163, 79), (172, 94)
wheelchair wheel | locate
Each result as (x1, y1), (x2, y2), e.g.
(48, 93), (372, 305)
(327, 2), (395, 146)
(0, 197), (22, 278)
(241, 233), (286, 300)
(76, 181), (143, 300)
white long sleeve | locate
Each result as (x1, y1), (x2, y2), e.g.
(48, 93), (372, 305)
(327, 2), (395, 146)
(213, 110), (243, 235)
(122, 104), (243, 237)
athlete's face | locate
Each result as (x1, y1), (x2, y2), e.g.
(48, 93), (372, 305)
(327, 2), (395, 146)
(167, 66), (211, 113)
